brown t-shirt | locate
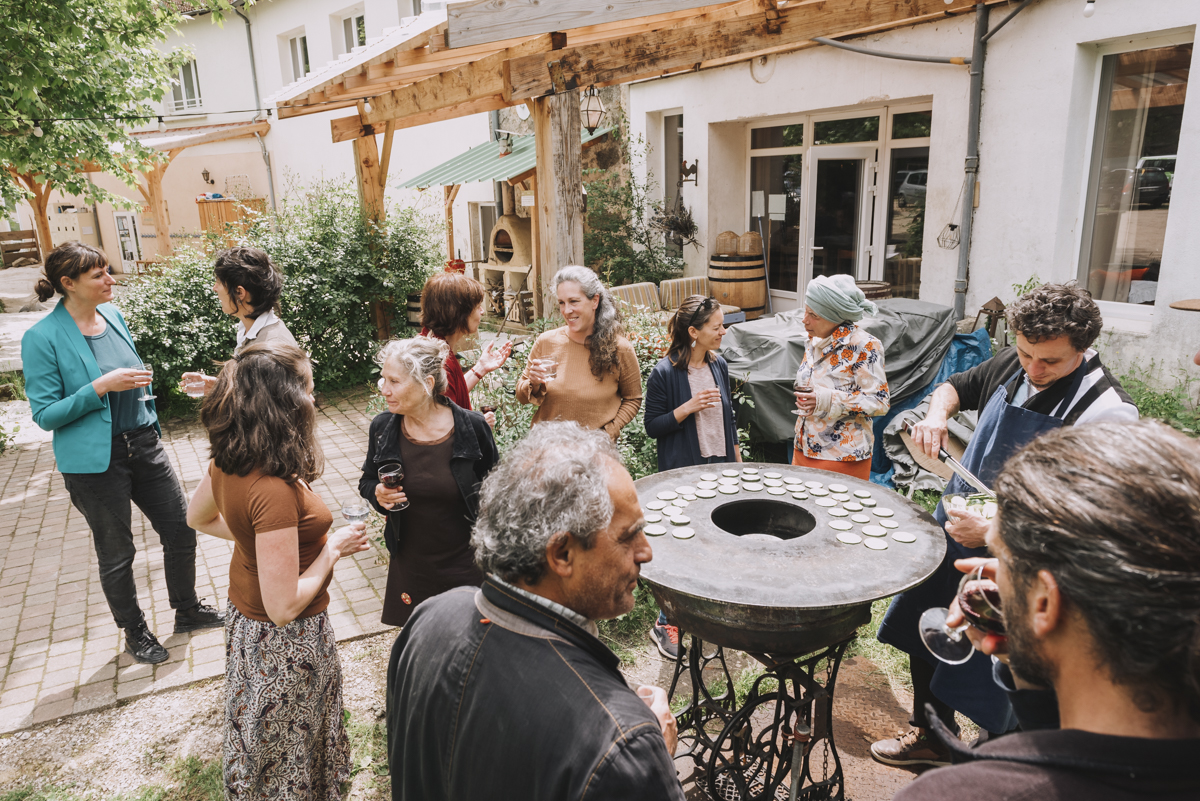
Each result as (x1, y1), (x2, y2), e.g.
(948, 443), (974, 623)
(210, 464), (334, 622)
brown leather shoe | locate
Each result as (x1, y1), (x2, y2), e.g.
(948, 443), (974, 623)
(870, 727), (952, 767)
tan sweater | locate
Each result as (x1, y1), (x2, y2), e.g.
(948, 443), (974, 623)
(516, 327), (643, 439)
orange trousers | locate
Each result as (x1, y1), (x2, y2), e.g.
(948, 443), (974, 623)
(791, 449), (871, 481)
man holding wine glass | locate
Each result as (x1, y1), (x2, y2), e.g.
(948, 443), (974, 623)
(874, 283), (1138, 767)
(895, 420), (1200, 800)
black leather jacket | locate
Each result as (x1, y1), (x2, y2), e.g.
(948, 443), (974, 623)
(358, 400), (498, 554)
(387, 578), (686, 801)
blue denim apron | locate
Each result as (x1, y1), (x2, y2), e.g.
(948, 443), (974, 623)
(877, 363), (1086, 732)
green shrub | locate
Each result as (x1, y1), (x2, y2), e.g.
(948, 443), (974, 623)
(1118, 362), (1200, 434)
(117, 178), (442, 408)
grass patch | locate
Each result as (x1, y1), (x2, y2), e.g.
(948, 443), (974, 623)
(910, 488), (942, 516)
(845, 598), (913, 694)
(0, 370), (26, 400)
(1118, 363), (1200, 434)
(345, 709), (390, 797)
(0, 756), (221, 801)
(597, 581), (660, 665)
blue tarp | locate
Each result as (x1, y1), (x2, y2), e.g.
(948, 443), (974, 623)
(869, 328), (992, 487)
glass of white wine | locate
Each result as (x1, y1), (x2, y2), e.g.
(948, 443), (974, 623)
(138, 363), (157, 401)
(341, 497), (371, 526)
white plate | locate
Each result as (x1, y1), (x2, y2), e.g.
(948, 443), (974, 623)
(764, 472), (783, 479)
(743, 483), (764, 492)
(767, 487), (787, 495)
(815, 498), (837, 507)
(809, 488), (829, 497)
(892, 531), (917, 543)
(836, 532), (863, 544)
(699, 473), (719, 482)
(792, 493), (810, 501)
(696, 481), (718, 490)
(830, 493), (852, 502)
(763, 479), (784, 487)
(828, 483), (849, 493)
(829, 508), (849, 517)
(722, 469), (741, 477)
(644, 524), (667, 536)
(804, 481), (824, 489)
(671, 527), (695, 539)
(853, 490), (873, 499)
(850, 514), (871, 524)
(864, 538), (888, 550)
(719, 486), (739, 494)
(842, 502), (863, 512)
(879, 519), (899, 529)
(873, 508), (895, 517)
(829, 520), (853, 531)
(644, 513), (662, 523)
(862, 525), (887, 538)
(695, 489), (717, 499)
(647, 500), (668, 510)
(676, 486), (698, 495)
(657, 491), (678, 500)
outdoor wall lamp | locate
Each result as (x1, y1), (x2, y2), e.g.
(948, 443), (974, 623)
(201, 168), (215, 185)
(157, 116), (166, 133)
(581, 86), (606, 135)
(1082, 0), (1095, 17)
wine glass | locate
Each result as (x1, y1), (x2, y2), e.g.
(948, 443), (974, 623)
(537, 358), (558, 382)
(341, 497), (371, 525)
(138, 362), (157, 401)
(791, 375), (813, 415)
(377, 462), (409, 511)
(919, 564), (1006, 665)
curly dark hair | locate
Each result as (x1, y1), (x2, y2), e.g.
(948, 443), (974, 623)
(212, 247), (284, 320)
(201, 342), (323, 483)
(995, 420), (1200, 723)
(420, 272), (485, 340)
(1005, 282), (1102, 351)
(667, 295), (720, 369)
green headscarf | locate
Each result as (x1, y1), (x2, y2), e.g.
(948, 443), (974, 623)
(805, 274), (877, 324)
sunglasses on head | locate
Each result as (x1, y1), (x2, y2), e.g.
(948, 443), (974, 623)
(687, 297), (716, 330)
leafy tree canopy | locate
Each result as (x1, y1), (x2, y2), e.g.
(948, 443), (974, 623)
(0, 0), (250, 210)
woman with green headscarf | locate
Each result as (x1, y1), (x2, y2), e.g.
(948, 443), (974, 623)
(792, 274), (890, 480)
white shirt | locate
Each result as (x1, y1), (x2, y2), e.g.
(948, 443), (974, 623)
(235, 309), (282, 350)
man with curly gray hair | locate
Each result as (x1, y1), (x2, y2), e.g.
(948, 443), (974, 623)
(386, 421), (684, 801)
(873, 282), (1138, 768)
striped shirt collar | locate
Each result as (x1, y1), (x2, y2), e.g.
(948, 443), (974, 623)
(489, 575), (598, 636)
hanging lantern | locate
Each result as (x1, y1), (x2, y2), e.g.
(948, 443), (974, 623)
(580, 86), (606, 135)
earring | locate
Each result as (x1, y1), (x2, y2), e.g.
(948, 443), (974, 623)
(691, 340), (697, 348)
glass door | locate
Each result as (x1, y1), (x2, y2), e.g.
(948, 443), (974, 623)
(113, 211), (141, 273)
(802, 146), (876, 297)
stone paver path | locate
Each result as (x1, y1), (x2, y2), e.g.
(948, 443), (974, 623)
(0, 390), (389, 734)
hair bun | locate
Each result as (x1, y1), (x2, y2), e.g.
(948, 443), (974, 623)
(34, 277), (56, 302)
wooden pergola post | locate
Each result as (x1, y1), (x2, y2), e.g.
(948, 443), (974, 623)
(529, 91), (584, 317)
(138, 149), (181, 260)
(443, 183), (461, 260)
(352, 133), (386, 225)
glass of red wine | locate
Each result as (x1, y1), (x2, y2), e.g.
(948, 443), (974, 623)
(377, 462), (409, 511)
(791, 375), (813, 416)
(919, 564), (1006, 664)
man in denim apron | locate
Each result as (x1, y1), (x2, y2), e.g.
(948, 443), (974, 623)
(872, 283), (1138, 767)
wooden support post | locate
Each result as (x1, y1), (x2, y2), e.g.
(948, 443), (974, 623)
(378, 120), (396, 189)
(529, 91), (584, 316)
(528, 174), (542, 318)
(144, 166), (172, 259)
(353, 133), (386, 224)
(444, 184), (461, 262)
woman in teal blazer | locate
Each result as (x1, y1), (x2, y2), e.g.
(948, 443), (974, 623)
(22, 242), (223, 665)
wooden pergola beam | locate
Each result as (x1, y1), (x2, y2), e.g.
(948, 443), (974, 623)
(504, 0), (1005, 101)
(363, 33), (564, 127)
(330, 94), (514, 143)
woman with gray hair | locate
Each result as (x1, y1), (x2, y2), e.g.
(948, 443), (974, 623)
(792, 274), (890, 480)
(516, 266), (643, 440)
(358, 336), (498, 626)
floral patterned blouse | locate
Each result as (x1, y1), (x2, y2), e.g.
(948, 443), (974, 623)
(794, 323), (890, 462)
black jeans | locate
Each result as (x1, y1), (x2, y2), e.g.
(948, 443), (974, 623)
(62, 426), (199, 630)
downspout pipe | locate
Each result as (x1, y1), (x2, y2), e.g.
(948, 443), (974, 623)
(489, 110), (505, 210)
(812, 37), (970, 65)
(234, 4), (278, 215)
(954, 4), (990, 321)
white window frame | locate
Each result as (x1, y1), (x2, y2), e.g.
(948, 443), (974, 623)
(1073, 28), (1194, 335)
(169, 59), (203, 113)
(289, 34), (310, 82)
(343, 12), (366, 52)
(745, 100), (932, 301)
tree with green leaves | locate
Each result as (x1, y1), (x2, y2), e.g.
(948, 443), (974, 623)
(0, 0), (248, 253)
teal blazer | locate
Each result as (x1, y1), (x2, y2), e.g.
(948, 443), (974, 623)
(21, 302), (160, 474)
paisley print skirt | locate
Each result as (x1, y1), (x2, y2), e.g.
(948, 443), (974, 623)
(224, 605), (351, 800)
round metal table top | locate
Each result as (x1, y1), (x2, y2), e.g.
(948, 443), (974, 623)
(636, 463), (946, 612)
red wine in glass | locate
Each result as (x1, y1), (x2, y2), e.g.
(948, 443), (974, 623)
(377, 462), (409, 511)
(919, 565), (1005, 664)
(480, 404), (496, 415)
(957, 574), (1006, 636)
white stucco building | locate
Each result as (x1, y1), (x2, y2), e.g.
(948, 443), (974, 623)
(627, 0), (1196, 376)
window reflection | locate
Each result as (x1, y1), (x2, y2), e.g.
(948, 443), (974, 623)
(750, 155), (803, 292)
(885, 148), (929, 299)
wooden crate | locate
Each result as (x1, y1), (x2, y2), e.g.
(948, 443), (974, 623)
(0, 230), (42, 267)
(197, 198), (267, 246)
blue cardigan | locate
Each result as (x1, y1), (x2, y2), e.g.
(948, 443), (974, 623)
(22, 302), (159, 474)
(644, 355), (738, 472)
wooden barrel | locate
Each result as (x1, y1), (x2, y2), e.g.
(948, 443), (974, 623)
(709, 254), (767, 320)
(856, 281), (893, 301)
(407, 293), (422, 326)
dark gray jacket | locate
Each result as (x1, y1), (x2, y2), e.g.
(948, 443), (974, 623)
(358, 400), (497, 555)
(387, 578), (686, 801)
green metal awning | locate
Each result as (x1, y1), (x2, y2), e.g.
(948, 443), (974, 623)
(396, 127), (611, 189)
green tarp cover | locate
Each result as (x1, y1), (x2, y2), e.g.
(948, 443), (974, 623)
(719, 299), (957, 443)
